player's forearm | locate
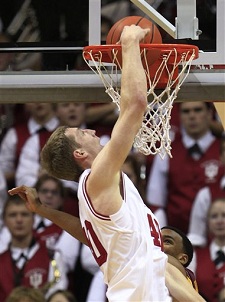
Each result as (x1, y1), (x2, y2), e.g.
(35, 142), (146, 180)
(166, 263), (206, 302)
(120, 27), (148, 114)
(8, 185), (88, 245)
(37, 205), (88, 245)
(121, 46), (147, 112)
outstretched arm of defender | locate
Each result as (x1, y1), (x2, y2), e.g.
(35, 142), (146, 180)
(8, 186), (88, 245)
(166, 262), (206, 302)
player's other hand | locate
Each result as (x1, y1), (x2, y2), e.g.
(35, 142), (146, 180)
(8, 186), (42, 213)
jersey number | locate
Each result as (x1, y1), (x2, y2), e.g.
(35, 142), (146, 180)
(84, 220), (107, 266)
(84, 214), (162, 266)
(147, 214), (163, 249)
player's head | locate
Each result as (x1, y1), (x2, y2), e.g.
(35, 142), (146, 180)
(41, 126), (83, 181)
(41, 126), (101, 181)
(161, 226), (193, 267)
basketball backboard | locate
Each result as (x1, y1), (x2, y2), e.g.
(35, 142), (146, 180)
(0, 0), (224, 104)
(130, 0), (225, 126)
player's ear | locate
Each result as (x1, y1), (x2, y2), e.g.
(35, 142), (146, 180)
(73, 149), (88, 161)
(178, 253), (188, 266)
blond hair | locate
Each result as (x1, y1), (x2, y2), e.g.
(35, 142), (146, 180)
(41, 126), (83, 181)
(5, 286), (45, 302)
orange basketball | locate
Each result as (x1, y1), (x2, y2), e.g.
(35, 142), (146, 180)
(106, 16), (162, 67)
(106, 16), (162, 45)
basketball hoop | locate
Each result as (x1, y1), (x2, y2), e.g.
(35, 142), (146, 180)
(83, 43), (199, 158)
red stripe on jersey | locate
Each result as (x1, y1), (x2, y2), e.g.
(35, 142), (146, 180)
(121, 173), (126, 202)
(82, 173), (111, 221)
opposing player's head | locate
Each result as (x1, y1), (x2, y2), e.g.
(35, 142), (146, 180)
(41, 126), (101, 181)
(161, 226), (193, 267)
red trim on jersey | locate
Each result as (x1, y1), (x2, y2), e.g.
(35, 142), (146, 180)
(121, 173), (126, 201)
(82, 173), (111, 221)
(148, 205), (163, 213)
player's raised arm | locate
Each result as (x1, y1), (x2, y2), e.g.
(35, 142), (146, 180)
(87, 26), (149, 214)
(98, 25), (149, 170)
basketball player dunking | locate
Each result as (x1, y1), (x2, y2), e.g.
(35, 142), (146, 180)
(9, 25), (205, 302)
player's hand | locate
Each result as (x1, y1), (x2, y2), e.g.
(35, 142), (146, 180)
(8, 185), (42, 213)
(120, 24), (150, 44)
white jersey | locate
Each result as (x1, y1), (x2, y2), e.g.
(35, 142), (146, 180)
(78, 169), (171, 302)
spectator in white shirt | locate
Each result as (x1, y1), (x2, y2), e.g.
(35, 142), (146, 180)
(0, 195), (68, 300)
(33, 174), (80, 275)
(0, 169), (7, 228)
(188, 137), (225, 247)
(15, 103), (87, 191)
(0, 174), (80, 276)
(146, 101), (222, 234)
(0, 102), (59, 189)
(188, 198), (225, 302)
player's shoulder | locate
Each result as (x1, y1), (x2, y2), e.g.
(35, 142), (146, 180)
(167, 254), (186, 276)
(78, 169), (91, 185)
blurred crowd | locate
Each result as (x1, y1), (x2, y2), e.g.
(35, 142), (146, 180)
(0, 102), (225, 302)
(0, 0), (216, 71)
(0, 1), (224, 302)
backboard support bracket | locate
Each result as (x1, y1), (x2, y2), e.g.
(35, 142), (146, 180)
(130, 0), (200, 39)
(175, 0), (200, 39)
(130, 0), (176, 38)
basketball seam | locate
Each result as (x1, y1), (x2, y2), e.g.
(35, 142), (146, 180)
(136, 17), (144, 26)
(107, 16), (160, 45)
(110, 17), (126, 44)
(137, 17), (153, 43)
(150, 24), (155, 44)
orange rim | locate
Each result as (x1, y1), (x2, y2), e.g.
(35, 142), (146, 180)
(83, 43), (199, 63)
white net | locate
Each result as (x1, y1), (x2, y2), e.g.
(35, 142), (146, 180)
(83, 44), (198, 158)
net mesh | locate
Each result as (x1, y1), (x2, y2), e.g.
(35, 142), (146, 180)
(83, 44), (198, 158)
